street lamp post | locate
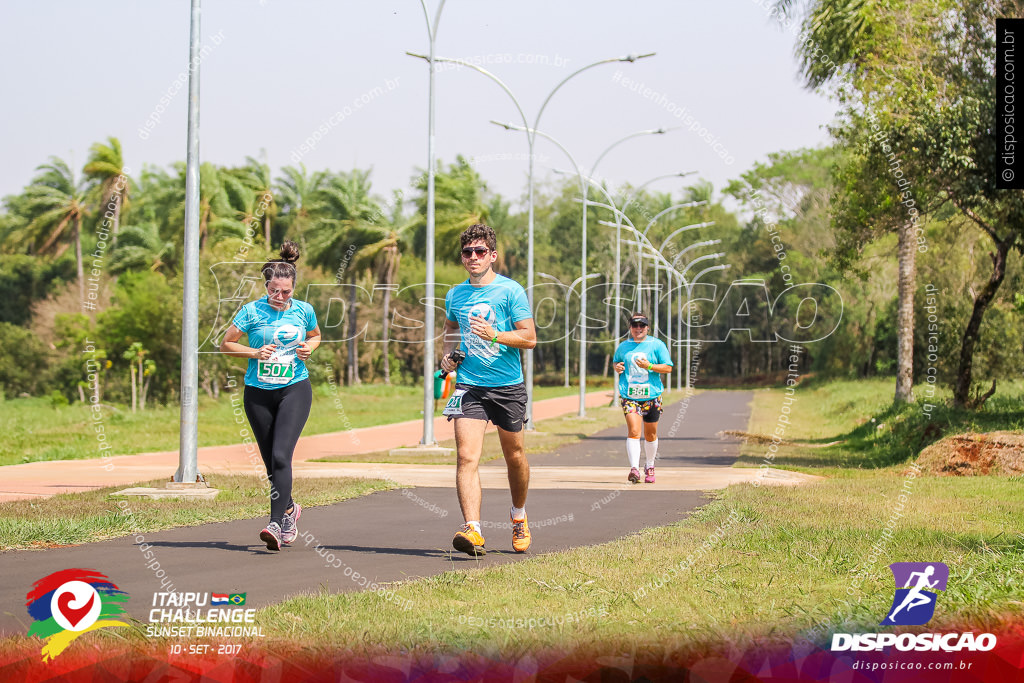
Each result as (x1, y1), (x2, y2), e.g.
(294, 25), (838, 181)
(674, 258), (728, 391)
(492, 123), (596, 416)
(176, 0), (202, 484)
(535, 272), (568, 387)
(409, 51), (654, 428)
(410, 0), (448, 446)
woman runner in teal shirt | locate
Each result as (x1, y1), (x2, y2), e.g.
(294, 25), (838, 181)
(220, 242), (321, 550)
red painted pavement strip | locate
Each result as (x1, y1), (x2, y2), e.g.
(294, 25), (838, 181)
(0, 390), (614, 502)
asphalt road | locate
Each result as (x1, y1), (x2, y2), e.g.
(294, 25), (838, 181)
(517, 390), (753, 468)
(0, 390), (752, 637)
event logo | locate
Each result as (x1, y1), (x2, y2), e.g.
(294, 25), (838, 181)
(883, 562), (948, 626)
(465, 303), (498, 357)
(211, 592), (247, 606)
(832, 562), (996, 653)
(25, 569), (130, 662)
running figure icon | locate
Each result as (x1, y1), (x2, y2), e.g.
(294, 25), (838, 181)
(886, 565), (939, 622)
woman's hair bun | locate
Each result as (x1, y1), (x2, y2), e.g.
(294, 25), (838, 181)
(280, 240), (301, 264)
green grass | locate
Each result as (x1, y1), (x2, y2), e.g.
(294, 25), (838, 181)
(253, 474), (1022, 656)
(0, 381), (605, 467)
(245, 377), (1023, 656)
(0, 474), (396, 551)
(733, 378), (1024, 476)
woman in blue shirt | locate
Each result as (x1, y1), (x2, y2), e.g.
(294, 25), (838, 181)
(220, 241), (321, 550)
(613, 312), (673, 484)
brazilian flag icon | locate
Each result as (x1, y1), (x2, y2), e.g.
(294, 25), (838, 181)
(229, 593), (247, 605)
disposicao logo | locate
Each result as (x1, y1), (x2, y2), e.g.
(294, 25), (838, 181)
(25, 569), (130, 662)
(832, 562), (996, 653)
(883, 562), (948, 626)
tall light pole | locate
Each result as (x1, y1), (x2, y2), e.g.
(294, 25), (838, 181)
(673, 252), (727, 391)
(492, 122), (595, 415)
(680, 262), (729, 390)
(175, 0), (202, 484)
(612, 171), (695, 360)
(409, 52), (654, 428)
(411, 0), (447, 446)
(637, 201), (708, 306)
(557, 273), (600, 387)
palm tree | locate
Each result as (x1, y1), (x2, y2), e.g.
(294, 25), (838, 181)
(307, 168), (384, 385)
(18, 157), (90, 301)
(411, 156), (490, 264)
(351, 199), (413, 384)
(238, 155), (277, 249)
(274, 164), (327, 248)
(156, 162), (240, 253)
(108, 223), (174, 274)
(83, 136), (131, 244)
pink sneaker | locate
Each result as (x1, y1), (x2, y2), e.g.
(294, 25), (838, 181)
(644, 467), (655, 484)
(628, 467), (641, 483)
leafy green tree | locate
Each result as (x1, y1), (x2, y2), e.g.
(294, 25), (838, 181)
(0, 254), (76, 325)
(122, 341), (148, 412)
(98, 271), (181, 401)
(0, 322), (51, 395)
(779, 0), (1024, 406)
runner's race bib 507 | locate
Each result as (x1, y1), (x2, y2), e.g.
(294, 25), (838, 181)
(257, 360), (295, 385)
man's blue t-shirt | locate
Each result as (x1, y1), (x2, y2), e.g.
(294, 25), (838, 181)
(232, 297), (318, 390)
(445, 274), (533, 388)
(613, 337), (674, 400)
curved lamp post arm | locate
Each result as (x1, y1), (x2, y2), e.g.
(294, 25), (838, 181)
(558, 169), (625, 223)
(608, 221), (680, 274)
(668, 239), (721, 269)
(492, 121), (585, 192)
(621, 171), (697, 210)
(589, 127), (675, 177)
(535, 53), (655, 131)
(642, 200), (708, 238)
(417, 0), (447, 41)
(659, 222), (717, 253)
(407, 53), (530, 132)
(679, 252), (726, 281)
(691, 264), (730, 289)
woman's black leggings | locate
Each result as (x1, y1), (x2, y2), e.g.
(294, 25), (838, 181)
(243, 379), (312, 525)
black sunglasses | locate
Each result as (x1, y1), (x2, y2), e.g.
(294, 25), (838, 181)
(630, 320), (648, 328)
(461, 247), (491, 258)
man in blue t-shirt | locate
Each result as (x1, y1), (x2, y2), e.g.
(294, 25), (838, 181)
(440, 224), (536, 557)
(613, 312), (673, 484)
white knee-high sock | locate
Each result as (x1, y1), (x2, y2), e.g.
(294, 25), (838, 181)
(645, 439), (659, 468)
(626, 438), (641, 469)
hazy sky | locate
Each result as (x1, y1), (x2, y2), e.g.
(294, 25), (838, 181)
(1, 1), (837, 208)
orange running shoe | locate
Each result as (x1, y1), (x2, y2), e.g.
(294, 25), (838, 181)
(452, 524), (486, 556)
(511, 513), (531, 553)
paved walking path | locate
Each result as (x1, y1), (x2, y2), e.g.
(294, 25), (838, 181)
(0, 390), (613, 502)
(0, 390), (819, 636)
